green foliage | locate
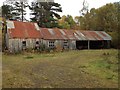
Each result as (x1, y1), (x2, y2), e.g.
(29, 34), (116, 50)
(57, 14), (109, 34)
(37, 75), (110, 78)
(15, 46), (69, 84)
(39, 43), (51, 53)
(108, 31), (119, 49)
(2, 1), (28, 21)
(78, 2), (119, 32)
(58, 15), (77, 29)
(24, 56), (34, 59)
(3, 49), (118, 88)
(29, 2), (62, 28)
(39, 43), (46, 52)
(87, 53), (118, 81)
(12, 1), (28, 21)
(2, 5), (14, 19)
(77, 2), (120, 48)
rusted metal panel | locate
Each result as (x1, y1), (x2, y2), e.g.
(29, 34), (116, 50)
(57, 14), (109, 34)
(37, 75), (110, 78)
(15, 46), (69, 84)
(75, 31), (87, 40)
(89, 31), (103, 40)
(40, 28), (112, 41)
(7, 21), (42, 39)
(7, 21), (112, 41)
(81, 31), (96, 40)
(73, 33), (80, 40)
(48, 29), (55, 35)
(64, 30), (76, 40)
(59, 29), (66, 35)
(97, 31), (112, 40)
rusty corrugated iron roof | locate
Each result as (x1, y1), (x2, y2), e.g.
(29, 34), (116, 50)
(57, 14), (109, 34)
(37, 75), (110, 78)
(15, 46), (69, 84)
(7, 21), (112, 40)
(7, 20), (42, 39)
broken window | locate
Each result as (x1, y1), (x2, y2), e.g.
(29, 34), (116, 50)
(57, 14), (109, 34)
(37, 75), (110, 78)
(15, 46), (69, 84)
(35, 41), (40, 50)
(22, 41), (26, 50)
(49, 41), (55, 49)
(63, 40), (68, 49)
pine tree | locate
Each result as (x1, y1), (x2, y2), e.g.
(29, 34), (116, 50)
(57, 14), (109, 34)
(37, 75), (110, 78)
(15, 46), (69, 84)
(29, 1), (62, 28)
(12, 1), (28, 21)
(3, 0), (28, 21)
(2, 5), (13, 20)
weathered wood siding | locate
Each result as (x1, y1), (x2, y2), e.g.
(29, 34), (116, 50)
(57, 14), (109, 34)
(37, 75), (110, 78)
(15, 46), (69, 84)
(7, 38), (76, 52)
(42, 39), (76, 50)
(69, 40), (76, 50)
(8, 38), (42, 52)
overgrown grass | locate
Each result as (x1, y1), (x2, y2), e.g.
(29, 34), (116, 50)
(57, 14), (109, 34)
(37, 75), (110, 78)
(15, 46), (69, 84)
(2, 49), (118, 88)
(84, 49), (118, 82)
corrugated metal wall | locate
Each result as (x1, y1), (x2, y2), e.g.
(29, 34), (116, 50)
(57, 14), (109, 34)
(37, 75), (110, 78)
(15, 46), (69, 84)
(8, 39), (42, 52)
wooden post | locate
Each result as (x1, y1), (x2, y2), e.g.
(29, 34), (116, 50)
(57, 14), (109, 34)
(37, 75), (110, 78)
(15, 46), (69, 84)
(107, 40), (110, 49)
(88, 40), (90, 49)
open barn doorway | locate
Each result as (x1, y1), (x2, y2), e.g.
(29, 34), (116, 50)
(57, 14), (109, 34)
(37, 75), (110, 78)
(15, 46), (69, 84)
(76, 41), (88, 49)
(89, 40), (111, 49)
(90, 41), (103, 49)
(76, 40), (110, 50)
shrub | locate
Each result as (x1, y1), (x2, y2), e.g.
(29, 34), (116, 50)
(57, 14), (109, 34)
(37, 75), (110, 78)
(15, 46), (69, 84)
(108, 31), (119, 49)
(39, 43), (46, 52)
(55, 44), (63, 52)
(39, 44), (51, 53)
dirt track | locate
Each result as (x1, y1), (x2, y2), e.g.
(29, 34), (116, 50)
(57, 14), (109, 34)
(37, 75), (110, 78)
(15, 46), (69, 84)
(2, 50), (118, 88)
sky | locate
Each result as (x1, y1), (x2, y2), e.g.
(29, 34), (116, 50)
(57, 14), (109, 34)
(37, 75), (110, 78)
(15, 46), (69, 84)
(0, 0), (119, 19)
(54, 0), (119, 17)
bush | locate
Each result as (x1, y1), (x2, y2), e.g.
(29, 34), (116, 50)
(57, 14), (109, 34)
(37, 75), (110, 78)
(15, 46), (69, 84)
(108, 31), (119, 49)
(55, 44), (63, 52)
(39, 43), (46, 52)
(39, 44), (51, 53)
(25, 48), (34, 53)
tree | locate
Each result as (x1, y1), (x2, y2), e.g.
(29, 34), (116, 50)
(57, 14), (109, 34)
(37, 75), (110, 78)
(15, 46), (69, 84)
(65, 15), (76, 29)
(3, 0), (28, 21)
(77, 2), (120, 48)
(88, 8), (98, 30)
(29, 1), (62, 28)
(12, 1), (28, 21)
(77, 0), (89, 30)
(78, 2), (119, 32)
(96, 3), (118, 32)
(58, 15), (70, 29)
(58, 15), (80, 30)
(80, 0), (89, 16)
(2, 5), (14, 20)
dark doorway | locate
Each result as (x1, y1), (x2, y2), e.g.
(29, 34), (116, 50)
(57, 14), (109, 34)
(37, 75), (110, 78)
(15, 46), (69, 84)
(22, 41), (26, 50)
(76, 40), (110, 50)
(35, 41), (40, 50)
(76, 41), (88, 49)
(90, 41), (104, 49)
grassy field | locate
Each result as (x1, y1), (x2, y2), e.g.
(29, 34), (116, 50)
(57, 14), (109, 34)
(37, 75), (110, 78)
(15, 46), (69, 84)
(0, 30), (2, 88)
(2, 49), (118, 88)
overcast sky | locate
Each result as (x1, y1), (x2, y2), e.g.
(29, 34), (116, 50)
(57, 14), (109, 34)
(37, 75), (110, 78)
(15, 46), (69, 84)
(54, 0), (119, 17)
(0, 0), (119, 19)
